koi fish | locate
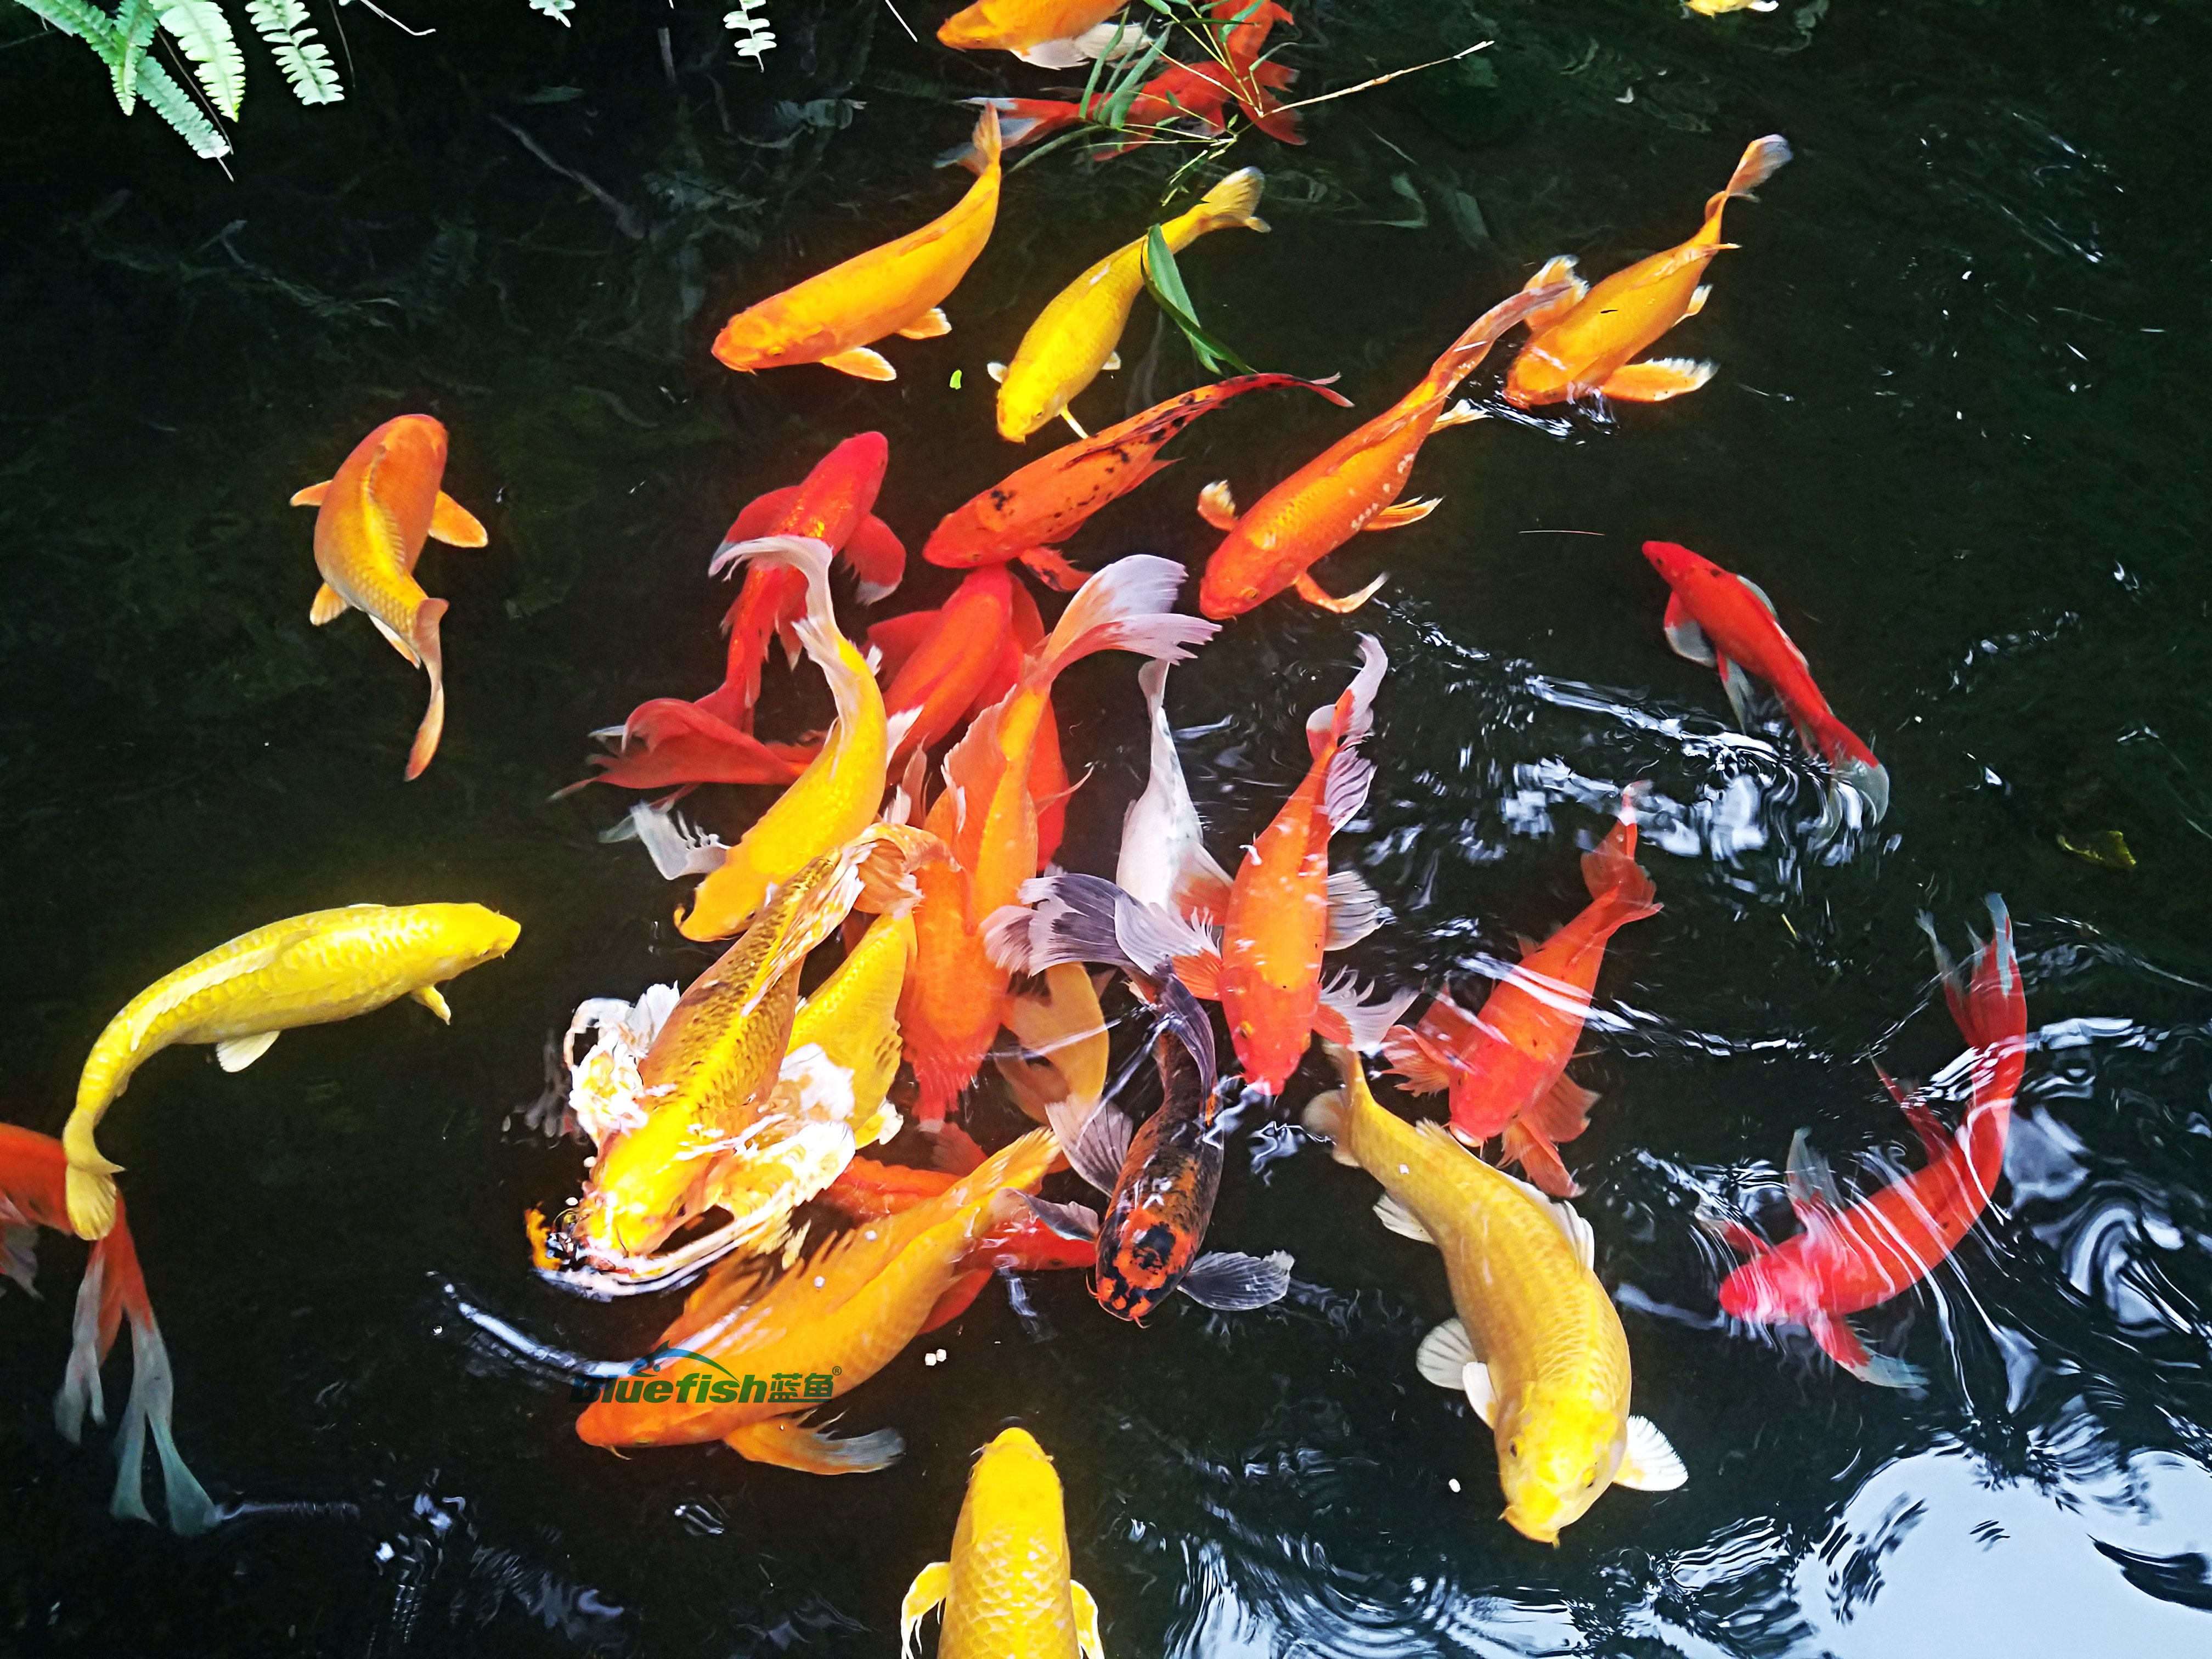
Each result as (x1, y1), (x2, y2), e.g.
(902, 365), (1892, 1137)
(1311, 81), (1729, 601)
(291, 414), (488, 780)
(1642, 539), (1889, 823)
(925, 375), (1351, 591)
(0, 1122), (216, 1534)
(676, 537), (918, 940)
(575, 1128), (1057, 1474)
(988, 638), (1410, 1093)
(1504, 135), (1792, 407)
(996, 963), (1111, 1130)
(938, 0), (1146, 68)
(64, 902), (519, 1239)
(901, 1428), (1105, 1659)
(1383, 792), (1659, 1197)
(1303, 1044), (1685, 1542)
(1712, 897), (2025, 1387)
(899, 556), (1218, 1123)
(878, 566), (1018, 761)
(1023, 981), (1294, 1321)
(712, 106), (1003, 381)
(992, 169), (1271, 442)
(1688, 0), (1778, 12)
(1197, 0), (1303, 144)
(566, 435), (902, 795)
(1195, 286), (1557, 617)
(1115, 660), (1232, 921)
(541, 824), (940, 1282)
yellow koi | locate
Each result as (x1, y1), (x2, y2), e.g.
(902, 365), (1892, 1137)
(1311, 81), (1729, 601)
(65, 902), (519, 1238)
(1302, 1044), (1685, 1543)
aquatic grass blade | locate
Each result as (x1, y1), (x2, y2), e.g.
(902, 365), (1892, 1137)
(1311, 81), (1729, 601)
(1143, 223), (1257, 376)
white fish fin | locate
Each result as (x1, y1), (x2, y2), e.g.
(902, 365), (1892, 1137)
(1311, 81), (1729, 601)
(1178, 1249), (1293, 1312)
(1114, 887), (1222, 978)
(986, 360), (1007, 383)
(1197, 478), (1238, 531)
(627, 800), (731, 880)
(1060, 407), (1091, 439)
(1323, 867), (1388, 951)
(1018, 20), (1154, 68)
(369, 613), (421, 668)
(1318, 968), (1418, 1052)
(1717, 654), (1759, 730)
(1, 1219), (36, 1296)
(1785, 1127), (1845, 1230)
(1373, 1192), (1435, 1245)
(1686, 283), (1711, 317)
(1736, 575), (1781, 620)
(412, 985), (452, 1023)
(900, 1562), (949, 1659)
(1048, 1094), (1131, 1194)
(1018, 1192), (1102, 1242)
(1463, 1359), (1499, 1426)
(1102, 351), (1121, 371)
(895, 307), (951, 340)
(1480, 1149), (1597, 1268)
(213, 1031), (280, 1073)
(1415, 1317), (1476, 1388)
(1071, 1580), (1103, 1659)
(1661, 594), (1716, 667)
(55, 1254), (106, 1441)
(1434, 399), (1485, 430)
(820, 346), (896, 381)
(1616, 1417), (1689, 1491)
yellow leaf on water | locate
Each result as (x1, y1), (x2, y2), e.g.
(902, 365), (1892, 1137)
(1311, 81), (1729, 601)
(2058, 830), (2136, 870)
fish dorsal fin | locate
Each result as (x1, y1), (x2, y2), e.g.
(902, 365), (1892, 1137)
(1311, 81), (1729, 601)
(1415, 1316), (1480, 1387)
(1785, 1128), (1846, 1229)
(1373, 1193), (1435, 1245)
(1616, 1417), (1688, 1491)
(1661, 592), (1717, 667)
(1736, 578), (1780, 620)
(213, 1031), (281, 1073)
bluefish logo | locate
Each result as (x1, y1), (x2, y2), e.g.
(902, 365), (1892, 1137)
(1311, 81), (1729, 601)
(569, 1345), (840, 1406)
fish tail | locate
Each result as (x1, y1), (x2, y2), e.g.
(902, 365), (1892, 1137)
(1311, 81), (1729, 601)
(1579, 792), (1659, 911)
(62, 1134), (123, 1243)
(1799, 713), (1888, 823)
(1298, 1087), (1360, 1166)
(1306, 635), (1387, 832)
(968, 100), (1003, 179)
(94, 1221), (218, 1533)
(940, 99), (1070, 171)
(403, 596), (448, 782)
(1703, 133), (1793, 225)
(1421, 283), (1570, 402)
(1166, 166), (1269, 247)
(1027, 554), (1220, 690)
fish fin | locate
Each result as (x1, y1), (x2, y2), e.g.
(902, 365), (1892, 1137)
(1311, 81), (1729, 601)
(1380, 1023), (1459, 1096)
(1030, 552), (1219, 682)
(1018, 1192), (1103, 1242)
(1197, 479), (1239, 531)
(1544, 1182), (1596, 1266)
(105, 1298), (217, 1535)
(1317, 967), (1417, 1053)
(289, 480), (331, 507)
(1018, 20), (1154, 68)
(1059, 407), (1092, 439)
(1071, 1580), (1104, 1659)
(212, 1031), (280, 1073)
(369, 613), (421, 667)
(1364, 497), (1441, 532)
(1293, 568), (1389, 613)
(928, 1121), (986, 1175)
(1297, 1089), (1361, 1166)
(1172, 857), (1236, 927)
(1373, 1193), (1435, 1245)
(1697, 1210), (1771, 1259)
(626, 799), (732, 879)
(1661, 592), (1717, 667)
(844, 516), (907, 606)
(1462, 1361), (1499, 1425)
(1103, 350), (1121, 371)
(1784, 1128), (1846, 1230)
(54, 1253), (108, 1440)
(428, 492), (489, 548)
(1323, 867), (1388, 951)
(66, 1159), (122, 1243)
(1528, 1073), (1600, 1143)
(1685, 283), (1712, 318)
(1311, 633), (1387, 784)
(1, 1220), (36, 1298)
(1598, 359), (1716, 403)
(1705, 133), (1793, 221)
(1520, 256), (1587, 331)
(1876, 1065), (1954, 1163)
(1433, 399), (1485, 430)
(1499, 1119), (1581, 1199)
(308, 583), (348, 626)
(412, 985), (453, 1024)
(723, 1415), (904, 1474)
(1581, 812), (1657, 910)
(1736, 575), (1782, 621)
(1616, 1418), (1689, 1491)
(900, 1561), (950, 1659)
(1179, 1249), (1294, 1312)
(1015, 546), (1092, 591)
(820, 346), (898, 382)
(1807, 1310), (1925, 1390)
(1049, 1094), (1132, 1194)
(986, 360), (1007, 383)
(895, 307), (951, 340)
(402, 596), (449, 782)
(1414, 1317), (1478, 1387)
(1716, 654), (1760, 730)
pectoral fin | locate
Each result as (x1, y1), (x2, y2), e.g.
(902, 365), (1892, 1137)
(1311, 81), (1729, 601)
(1364, 497), (1441, 532)
(1102, 351), (1121, 371)
(1177, 1249), (1293, 1311)
(213, 1031), (280, 1073)
(1373, 1193), (1435, 1245)
(1598, 358), (1716, 403)
(1463, 1361), (1498, 1424)
(1059, 407), (1092, 438)
(369, 614), (422, 668)
(309, 584), (349, 626)
(1685, 283), (1712, 318)
(1716, 654), (1759, 730)
(428, 492), (489, 548)
(899, 1561), (950, 1659)
(895, 307), (951, 340)
(1807, 1308), (1926, 1389)
(1415, 1317), (1480, 1389)
(1018, 1192), (1102, 1242)
(723, 1414), (904, 1474)
(290, 481), (331, 507)
(1784, 1129), (1844, 1231)
(1434, 399), (1485, 430)
(1071, 1580), (1104, 1659)
(1615, 1417), (1688, 1490)
(1521, 256), (1588, 331)
(413, 985), (452, 1023)
(820, 346), (898, 382)
(1661, 593), (1716, 666)
(1197, 479), (1239, 531)
(1293, 568), (1388, 613)
(986, 361), (1007, 383)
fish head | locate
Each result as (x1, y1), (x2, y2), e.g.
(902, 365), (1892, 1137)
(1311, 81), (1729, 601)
(711, 307), (816, 374)
(1494, 1386), (1627, 1544)
(419, 903), (523, 977)
(934, 8), (1002, 50)
(1639, 540), (1704, 587)
(1093, 1227), (1182, 1323)
(371, 414), (451, 482)
(959, 1427), (1069, 1552)
(994, 376), (1060, 445)
(1196, 550), (1267, 621)
(1502, 340), (1575, 409)
(1716, 1247), (1819, 1325)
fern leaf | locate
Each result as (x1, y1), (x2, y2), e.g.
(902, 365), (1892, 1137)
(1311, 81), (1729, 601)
(155, 0), (247, 121)
(114, 0), (161, 115)
(16, 0), (125, 67)
(136, 51), (234, 157)
(529, 0), (577, 22)
(245, 0), (344, 105)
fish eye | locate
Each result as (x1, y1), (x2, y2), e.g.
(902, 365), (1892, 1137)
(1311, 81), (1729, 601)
(1507, 1438), (1522, 1459)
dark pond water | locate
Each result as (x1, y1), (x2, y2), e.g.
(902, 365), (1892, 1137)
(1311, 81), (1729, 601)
(6, 1), (2212, 1654)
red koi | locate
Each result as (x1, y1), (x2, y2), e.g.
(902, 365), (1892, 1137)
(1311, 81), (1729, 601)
(1714, 897), (2026, 1386)
(1382, 793), (1660, 1197)
(1643, 540), (1889, 822)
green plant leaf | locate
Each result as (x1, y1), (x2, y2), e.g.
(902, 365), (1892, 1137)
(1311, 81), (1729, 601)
(137, 51), (234, 156)
(17, 0), (125, 66)
(156, 0), (247, 121)
(114, 0), (162, 114)
(245, 0), (344, 106)
(1143, 222), (1257, 376)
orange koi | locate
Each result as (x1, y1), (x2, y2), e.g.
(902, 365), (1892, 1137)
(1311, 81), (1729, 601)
(1504, 136), (1792, 408)
(1383, 793), (1660, 1197)
(1195, 286), (1556, 618)
(924, 374), (1350, 591)
(291, 414), (488, 779)
(938, 0), (1142, 67)
(712, 108), (1002, 381)
(878, 567), (1019, 761)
